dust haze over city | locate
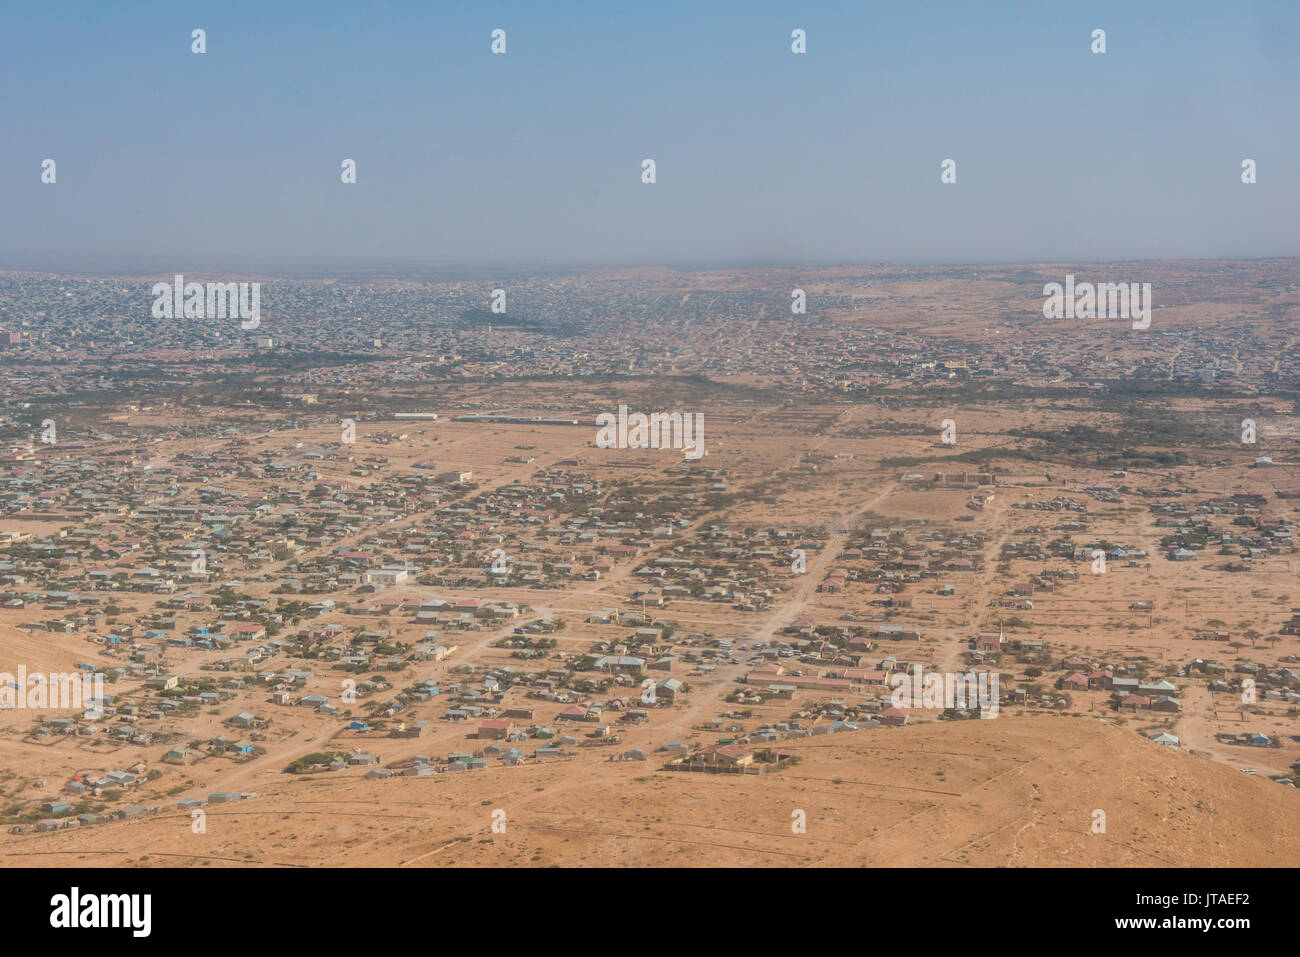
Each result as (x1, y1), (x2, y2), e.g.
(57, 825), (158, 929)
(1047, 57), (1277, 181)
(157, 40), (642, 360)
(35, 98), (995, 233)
(0, 0), (1297, 931)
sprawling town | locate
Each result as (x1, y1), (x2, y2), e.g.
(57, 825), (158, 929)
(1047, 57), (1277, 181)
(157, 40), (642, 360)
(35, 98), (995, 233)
(0, 261), (1297, 868)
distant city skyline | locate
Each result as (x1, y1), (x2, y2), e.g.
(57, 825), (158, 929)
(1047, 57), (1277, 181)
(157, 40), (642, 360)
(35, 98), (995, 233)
(3, 0), (1298, 272)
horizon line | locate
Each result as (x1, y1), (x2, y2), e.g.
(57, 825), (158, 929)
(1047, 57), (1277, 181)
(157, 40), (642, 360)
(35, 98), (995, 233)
(1, 255), (1296, 282)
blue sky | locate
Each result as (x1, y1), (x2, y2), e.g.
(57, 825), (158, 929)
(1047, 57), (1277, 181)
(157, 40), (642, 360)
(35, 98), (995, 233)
(2, 0), (1297, 271)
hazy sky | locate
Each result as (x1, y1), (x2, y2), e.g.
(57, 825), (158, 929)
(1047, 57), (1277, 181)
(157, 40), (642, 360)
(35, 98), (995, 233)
(2, 0), (1297, 272)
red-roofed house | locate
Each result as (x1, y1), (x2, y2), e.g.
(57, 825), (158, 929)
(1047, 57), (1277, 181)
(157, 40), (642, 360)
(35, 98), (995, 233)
(478, 719), (513, 739)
